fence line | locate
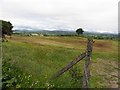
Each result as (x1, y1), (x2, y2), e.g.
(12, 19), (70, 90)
(50, 38), (94, 88)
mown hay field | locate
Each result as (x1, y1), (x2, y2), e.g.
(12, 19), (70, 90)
(2, 35), (118, 88)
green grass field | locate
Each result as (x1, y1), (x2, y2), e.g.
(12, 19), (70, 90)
(2, 35), (118, 88)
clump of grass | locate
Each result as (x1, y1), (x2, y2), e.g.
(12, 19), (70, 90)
(69, 66), (83, 88)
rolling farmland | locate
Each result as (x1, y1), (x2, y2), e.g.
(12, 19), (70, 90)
(2, 35), (118, 88)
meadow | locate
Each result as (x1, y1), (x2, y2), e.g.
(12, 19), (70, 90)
(2, 35), (118, 88)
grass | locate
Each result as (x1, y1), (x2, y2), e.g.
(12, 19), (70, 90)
(2, 35), (118, 88)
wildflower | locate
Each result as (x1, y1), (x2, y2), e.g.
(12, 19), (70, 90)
(18, 75), (21, 78)
(35, 82), (37, 85)
(46, 82), (50, 87)
(31, 83), (34, 86)
(28, 75), (31, 78)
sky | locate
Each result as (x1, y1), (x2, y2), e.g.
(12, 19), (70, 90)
(0, 0), (119, 33)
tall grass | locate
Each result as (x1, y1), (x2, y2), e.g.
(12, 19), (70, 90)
(2, 36), (118, 88)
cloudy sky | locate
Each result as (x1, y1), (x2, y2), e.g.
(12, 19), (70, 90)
(0, 0), (119, 33)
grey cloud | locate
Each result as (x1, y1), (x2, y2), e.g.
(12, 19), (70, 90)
(0, 0), (118, 33)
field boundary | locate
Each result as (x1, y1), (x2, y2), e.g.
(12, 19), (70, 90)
(50, 38), (94, 88)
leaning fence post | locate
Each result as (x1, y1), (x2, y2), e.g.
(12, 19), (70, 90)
(50, 52), (86, 80)
(82, 38), (94, 88)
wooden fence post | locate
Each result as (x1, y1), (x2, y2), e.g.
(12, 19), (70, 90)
(49, 38), (94, 88)
(82, 38), (94, 88)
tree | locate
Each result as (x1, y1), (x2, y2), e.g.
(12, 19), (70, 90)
(0, 20), (13, 41)
(76, 28), (84, 35)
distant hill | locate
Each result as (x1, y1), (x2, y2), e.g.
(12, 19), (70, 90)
(13, 29), (77, 35)
(13, 29), (118, 36)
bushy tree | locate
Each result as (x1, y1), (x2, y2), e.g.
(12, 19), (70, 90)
(76, 28), (84, 35)
(0, 20), (13, 41)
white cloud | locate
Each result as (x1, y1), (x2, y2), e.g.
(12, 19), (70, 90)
(0, 0), (119, 33)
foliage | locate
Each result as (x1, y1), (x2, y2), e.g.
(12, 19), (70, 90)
(69, 66), (83, 88)
(2, 58), (40, 88)
(76, 28), (84, 35)
(0, 20), (13, 35)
